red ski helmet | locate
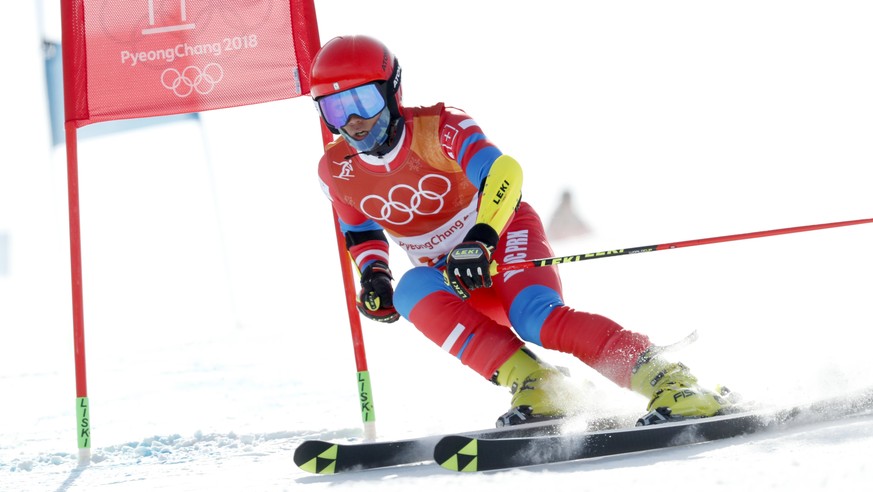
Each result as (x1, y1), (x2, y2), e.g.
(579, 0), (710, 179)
(310, 35), (403, 136)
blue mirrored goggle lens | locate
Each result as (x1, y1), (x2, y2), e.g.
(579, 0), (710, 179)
(318, 83), (386, 128)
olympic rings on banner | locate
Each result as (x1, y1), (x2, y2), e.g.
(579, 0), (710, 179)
(161, 63), (224, 97)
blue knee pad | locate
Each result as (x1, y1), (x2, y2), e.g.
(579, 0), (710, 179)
(508, 285), (564, 346)
(394, 266), (456, 319)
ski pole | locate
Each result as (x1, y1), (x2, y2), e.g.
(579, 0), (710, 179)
(497, 217), (873, 272)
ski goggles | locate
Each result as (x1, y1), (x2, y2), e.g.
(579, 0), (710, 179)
(316, 82), (387, 129)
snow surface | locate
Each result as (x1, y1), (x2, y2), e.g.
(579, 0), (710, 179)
(2, 1), (873, 491)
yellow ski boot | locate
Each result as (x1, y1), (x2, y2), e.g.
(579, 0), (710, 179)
(491, 347), (568, 427)
(631, 349), (730, 425)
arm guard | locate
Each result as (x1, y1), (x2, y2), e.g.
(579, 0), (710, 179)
(475, 154), (523, 236)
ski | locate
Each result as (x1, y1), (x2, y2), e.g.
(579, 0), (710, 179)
(294, 413), (636, 474)
(434, 386), (873, 472)
(294, 434), (435, 475)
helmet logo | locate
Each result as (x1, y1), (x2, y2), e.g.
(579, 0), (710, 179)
(332, 82), (340, 90)
(392, 66), (401, 91)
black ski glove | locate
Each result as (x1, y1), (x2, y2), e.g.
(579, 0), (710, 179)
(357, 261), (400, 323)
(445, 223), (500, 299)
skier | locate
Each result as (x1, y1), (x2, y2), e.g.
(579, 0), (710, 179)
(311, 35), (731, 426)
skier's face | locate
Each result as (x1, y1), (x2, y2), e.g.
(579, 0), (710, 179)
(342, 113), (382, 142)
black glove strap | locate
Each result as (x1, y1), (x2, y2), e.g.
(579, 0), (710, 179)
(361, 260), (393, 282)
(463, 223), (500, 251)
